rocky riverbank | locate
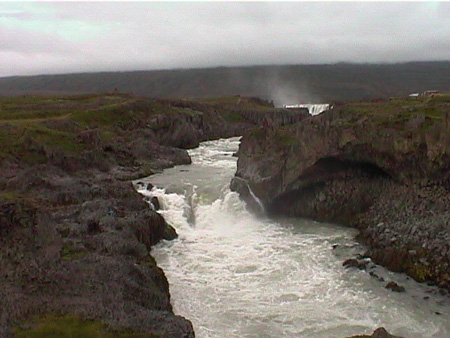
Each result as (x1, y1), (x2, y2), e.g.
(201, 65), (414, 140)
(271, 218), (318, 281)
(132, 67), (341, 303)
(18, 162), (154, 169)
(231, 95), (450, 290)
(0, 93), (305, 337)
(0, 167), (194, 337)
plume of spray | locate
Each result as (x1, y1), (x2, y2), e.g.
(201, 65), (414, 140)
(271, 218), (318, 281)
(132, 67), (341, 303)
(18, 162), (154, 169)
(262, 68), (322, 107)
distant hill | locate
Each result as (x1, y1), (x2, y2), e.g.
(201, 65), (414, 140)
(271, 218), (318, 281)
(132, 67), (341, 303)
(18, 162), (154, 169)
(1, 62), (450, 106)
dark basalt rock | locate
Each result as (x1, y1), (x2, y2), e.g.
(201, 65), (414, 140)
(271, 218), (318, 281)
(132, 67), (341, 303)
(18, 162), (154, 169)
(369, 271), (385, 282)
(344, 327), (404, 338)
(131, 209), (178, 250)
(385, 281), (406, 293)
(0, 166), (190, 337)
(151, 196), (161, 211)
(233, 101), (450, 290)
(371, 327), (403, 338)
(343, 258), (368, 270)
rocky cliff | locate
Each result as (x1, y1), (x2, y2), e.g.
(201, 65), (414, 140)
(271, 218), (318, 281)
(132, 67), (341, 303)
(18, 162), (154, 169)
(0, 93), (306, 337)
(232, 95), (450, 289)
(0, 169), (193, 337)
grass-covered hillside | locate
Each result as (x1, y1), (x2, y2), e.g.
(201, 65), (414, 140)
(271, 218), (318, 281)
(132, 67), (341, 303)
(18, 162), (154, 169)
(332, 93), (450, 127)
(0, 93), (280, 168)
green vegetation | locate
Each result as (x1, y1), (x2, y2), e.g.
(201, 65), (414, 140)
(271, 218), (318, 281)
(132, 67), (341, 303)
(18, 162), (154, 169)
(0, 93), (280, 166)
(248, 127), (266, 139)
(60, 243), (87, 261)
(0, 94), (150, 164)
(72, 106), (130, 127)
(408, 262), (433, 283)
(274, 128), (298, 147)
(14, 314), (160, 338)
(223, 111), (245, 122)
(0, 92), (447, 168)
(429, 93), (450, 103)
(0, 191), (22, 200)
(337, 95), (448, 133)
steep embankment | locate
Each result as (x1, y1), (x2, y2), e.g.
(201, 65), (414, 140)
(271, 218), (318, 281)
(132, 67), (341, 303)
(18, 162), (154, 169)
(0, 93), (306, 337)
(232, 95), (450, 289)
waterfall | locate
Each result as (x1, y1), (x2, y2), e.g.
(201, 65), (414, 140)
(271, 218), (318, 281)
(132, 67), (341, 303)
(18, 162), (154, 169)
(283, 103), (330, 115)
(247, 184), (266, 215)
(232, 176), (266, 215)
(306, 104), (330, 115)
(133, 137), (450, 338)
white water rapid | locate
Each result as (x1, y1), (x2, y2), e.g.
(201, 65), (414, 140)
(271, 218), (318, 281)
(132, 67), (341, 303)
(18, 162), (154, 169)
(136, 137), (450, 338)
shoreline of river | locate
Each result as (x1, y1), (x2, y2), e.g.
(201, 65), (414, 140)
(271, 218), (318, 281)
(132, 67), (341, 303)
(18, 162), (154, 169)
(231, 96), (450, 293)
(0, 94), (312, 336)
(2, 93), (448, 337)
(142, 137), (450, 338)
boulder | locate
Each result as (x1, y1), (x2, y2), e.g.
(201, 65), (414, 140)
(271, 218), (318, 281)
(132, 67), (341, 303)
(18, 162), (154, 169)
(343, 258), (367, 270)
(385, 281), (406, 293)
(345, 327), (404, 338)
(131, 209), (178, 250)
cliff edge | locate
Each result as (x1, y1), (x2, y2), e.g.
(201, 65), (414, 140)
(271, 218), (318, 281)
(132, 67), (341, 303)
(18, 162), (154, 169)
(0, 93), (305, 337)
(232, 95), (450, 289)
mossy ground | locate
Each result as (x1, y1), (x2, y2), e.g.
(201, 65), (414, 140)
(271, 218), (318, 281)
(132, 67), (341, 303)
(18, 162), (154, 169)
(13, 314), (160, 338)
(1, 92), (447, 167)
(60, 243), (88, 261)
(0, 93), (278, 166)
(223, 111), (246, 122)
(0, 93), (183, 164)
(0, 191), (22, 199)
(339, 94), (449, 129)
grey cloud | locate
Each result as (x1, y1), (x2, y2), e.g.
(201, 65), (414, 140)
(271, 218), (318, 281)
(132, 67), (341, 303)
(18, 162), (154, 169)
(1, 26), (78, 55)
(0, 11), (32, 20)
(1, 2), (450, 77)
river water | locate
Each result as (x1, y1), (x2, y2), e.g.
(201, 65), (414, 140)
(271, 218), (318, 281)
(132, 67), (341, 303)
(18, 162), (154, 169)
(136, 137), (450, 338)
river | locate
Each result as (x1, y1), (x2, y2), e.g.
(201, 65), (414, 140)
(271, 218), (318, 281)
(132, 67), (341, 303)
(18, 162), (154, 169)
(136, 137), (450, 338)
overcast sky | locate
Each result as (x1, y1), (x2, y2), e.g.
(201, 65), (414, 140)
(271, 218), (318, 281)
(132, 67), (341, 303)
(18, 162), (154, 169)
(1, 1), (450, 77)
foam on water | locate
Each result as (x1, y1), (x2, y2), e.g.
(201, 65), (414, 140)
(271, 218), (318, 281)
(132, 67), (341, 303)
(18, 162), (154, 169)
(136, 137), (450, 338)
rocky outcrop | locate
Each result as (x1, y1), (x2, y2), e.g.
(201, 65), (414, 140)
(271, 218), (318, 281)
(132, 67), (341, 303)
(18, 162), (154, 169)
(0, 94), (309, 337)
(149, 98), (309, 149)
(345, 327), (404, 338)
(0, 165), (193, 337)
(232, 98), (450, 289)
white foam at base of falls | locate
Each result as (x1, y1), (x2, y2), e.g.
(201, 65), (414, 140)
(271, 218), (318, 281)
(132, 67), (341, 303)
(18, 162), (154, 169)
(135, 137), (450, 338)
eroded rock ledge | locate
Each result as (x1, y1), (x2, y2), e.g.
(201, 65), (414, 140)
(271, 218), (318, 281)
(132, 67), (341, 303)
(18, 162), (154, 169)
(232, 96), (450, 289)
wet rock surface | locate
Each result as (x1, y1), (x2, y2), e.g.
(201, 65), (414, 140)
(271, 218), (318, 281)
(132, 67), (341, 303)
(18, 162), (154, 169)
(232, 97), (450, 291)
(345, 327), (404, 338)
(385, 281), (406, 293)
(343, 258), (368, 270)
